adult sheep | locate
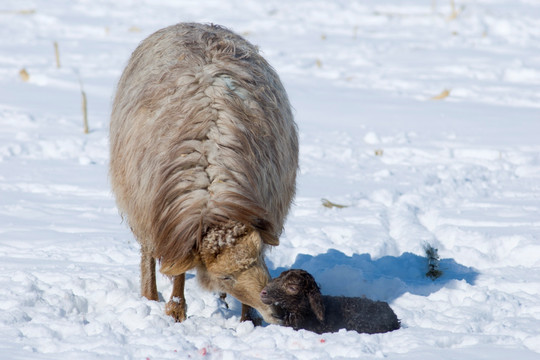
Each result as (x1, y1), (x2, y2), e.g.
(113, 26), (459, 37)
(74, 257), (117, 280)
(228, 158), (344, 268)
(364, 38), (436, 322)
(109, 23), (298, 324)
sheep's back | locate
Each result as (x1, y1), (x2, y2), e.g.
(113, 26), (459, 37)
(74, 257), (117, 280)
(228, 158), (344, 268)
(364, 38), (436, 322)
(109, 23), (298, 264)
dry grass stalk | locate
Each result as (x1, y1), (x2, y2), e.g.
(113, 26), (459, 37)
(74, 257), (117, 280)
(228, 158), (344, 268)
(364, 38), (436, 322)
(82, 90), (89, 134)
(447, 0), (460, 20)
(315, 59), (323, 68)
(54, 41), (61, 68)
(17, 9), (35, 14)
(76, 71), (89, 134)
(374, 149), (384, 156)
(431, 89), (450, 100)
(321, 198), (349, 209)
(19, 68), (30, 82)
(0, 9), (36, 15)
(129, 26), (141, 33)
(431, 1), (461, 20)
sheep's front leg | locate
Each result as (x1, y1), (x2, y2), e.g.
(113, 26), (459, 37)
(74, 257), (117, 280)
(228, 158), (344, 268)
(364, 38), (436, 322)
(241, 304), (262, 326)
(165, 274), (187, 322)
(219, 292), (229, 308)
(140, 246), (158, 301)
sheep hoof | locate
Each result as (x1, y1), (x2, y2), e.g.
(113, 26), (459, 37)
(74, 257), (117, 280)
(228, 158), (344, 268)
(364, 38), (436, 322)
(219, 293), (229, 309)
(165, 298), (187, 322)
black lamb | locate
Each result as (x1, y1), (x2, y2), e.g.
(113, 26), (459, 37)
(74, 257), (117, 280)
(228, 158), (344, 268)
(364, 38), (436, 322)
(260, 269), (400, 334)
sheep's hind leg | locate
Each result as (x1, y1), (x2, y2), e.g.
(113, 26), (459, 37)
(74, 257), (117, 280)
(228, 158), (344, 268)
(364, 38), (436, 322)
(241, 304), (262, 326)
(140, 246), (158, 301)
(165, 274), (187, 322)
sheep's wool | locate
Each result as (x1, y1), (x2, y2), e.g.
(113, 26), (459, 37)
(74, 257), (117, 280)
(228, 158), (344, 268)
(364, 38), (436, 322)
(204, 221), (248, 255)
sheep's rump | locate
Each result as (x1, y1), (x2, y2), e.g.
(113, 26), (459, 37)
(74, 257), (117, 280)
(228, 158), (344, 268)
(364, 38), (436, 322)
(109, 23), (298, 266)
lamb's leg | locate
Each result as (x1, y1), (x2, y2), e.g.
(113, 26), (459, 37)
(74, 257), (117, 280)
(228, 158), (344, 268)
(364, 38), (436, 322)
(165, 274), (187, 322)
(241, 304), (262, 326)
(140, 246), (158, 301)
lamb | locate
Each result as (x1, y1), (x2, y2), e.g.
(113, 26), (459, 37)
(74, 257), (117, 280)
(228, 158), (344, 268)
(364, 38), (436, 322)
(109, 23), (298, 324)
(260, 269), (400, 334)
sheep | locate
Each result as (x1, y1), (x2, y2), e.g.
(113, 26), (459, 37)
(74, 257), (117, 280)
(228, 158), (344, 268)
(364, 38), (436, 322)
(109, 23), (298, 324)
(260, 269), (400, 334)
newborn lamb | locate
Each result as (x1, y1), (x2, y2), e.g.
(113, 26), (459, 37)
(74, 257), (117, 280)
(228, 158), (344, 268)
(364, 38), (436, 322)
(260, 269), (400, 334)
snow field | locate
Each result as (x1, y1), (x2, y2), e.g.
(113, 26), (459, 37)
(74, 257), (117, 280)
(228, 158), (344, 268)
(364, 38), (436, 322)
(1, 0), (540, 359)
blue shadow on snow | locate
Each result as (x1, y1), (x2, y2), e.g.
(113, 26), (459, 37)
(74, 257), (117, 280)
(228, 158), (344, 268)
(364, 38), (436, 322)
(268, 249), (478, 302)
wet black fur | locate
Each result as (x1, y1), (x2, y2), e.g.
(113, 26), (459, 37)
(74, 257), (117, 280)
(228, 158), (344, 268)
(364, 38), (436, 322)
(261, 269), (400, 334)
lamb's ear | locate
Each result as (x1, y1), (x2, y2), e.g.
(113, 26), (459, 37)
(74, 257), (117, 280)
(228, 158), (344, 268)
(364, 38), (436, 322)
(308, 291), (325, 323)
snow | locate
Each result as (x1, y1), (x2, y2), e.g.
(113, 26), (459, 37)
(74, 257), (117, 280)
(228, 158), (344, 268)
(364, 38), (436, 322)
(1, 0), (540, 359)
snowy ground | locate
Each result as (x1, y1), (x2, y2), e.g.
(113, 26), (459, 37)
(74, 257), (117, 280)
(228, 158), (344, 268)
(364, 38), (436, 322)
(1, 0), (540, 359)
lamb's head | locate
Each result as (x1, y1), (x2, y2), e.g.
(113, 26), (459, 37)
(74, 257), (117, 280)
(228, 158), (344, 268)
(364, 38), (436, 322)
(260, 269), (325, 325)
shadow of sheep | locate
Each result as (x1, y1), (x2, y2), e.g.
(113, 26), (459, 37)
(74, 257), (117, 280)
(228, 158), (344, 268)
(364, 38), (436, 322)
(268, 249), (478, 302)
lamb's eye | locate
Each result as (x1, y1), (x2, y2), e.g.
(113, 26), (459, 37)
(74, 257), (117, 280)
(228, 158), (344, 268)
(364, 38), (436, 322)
(220, 275), (235, 282)
(286, 284), (299, 294)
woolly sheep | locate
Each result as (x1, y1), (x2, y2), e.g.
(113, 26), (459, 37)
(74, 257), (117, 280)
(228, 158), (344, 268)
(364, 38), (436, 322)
(109, 23), (298, 323)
